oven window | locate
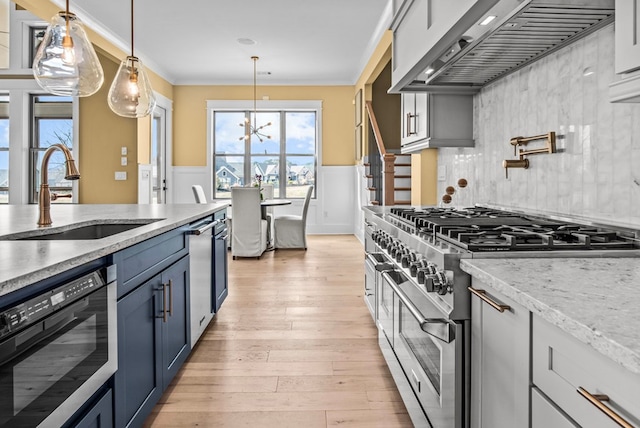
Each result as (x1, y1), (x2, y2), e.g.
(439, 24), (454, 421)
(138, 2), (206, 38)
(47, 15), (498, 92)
(398, 302), (442, 395)
(0, 286), (109, 427)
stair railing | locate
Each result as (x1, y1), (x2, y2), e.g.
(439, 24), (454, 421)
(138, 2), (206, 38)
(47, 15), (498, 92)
(365, 101), (395, 205)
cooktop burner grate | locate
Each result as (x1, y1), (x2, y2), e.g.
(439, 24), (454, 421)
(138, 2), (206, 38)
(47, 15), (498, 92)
(388, 206), (639, 252)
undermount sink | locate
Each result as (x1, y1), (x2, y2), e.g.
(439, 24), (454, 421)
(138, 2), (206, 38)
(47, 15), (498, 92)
(0, 220), (163, 241)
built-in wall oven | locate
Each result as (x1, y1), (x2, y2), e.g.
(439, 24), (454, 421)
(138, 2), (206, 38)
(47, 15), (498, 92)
(0, 265), (117, 427)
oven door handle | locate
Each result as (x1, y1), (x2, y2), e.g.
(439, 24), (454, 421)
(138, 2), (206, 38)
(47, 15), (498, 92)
(386, 275), (455, 343)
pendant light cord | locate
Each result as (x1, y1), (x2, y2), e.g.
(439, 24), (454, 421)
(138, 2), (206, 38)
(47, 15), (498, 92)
(130, 0), (134, 57)
(253, 56), (258, 129)
(65, 0), (70, 37)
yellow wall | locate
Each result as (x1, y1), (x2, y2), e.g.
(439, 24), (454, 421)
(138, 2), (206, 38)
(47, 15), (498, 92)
(79, 52), (138, 203)
(371, 61), (400, 151)
(353, 31), (393, 160)
(173, 85), (354, 166)
(411, 150), (438, 205)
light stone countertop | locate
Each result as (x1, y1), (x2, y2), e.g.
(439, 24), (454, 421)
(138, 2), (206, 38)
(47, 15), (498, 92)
(460, 258), (640, 375)
(0, 203), (228, 297)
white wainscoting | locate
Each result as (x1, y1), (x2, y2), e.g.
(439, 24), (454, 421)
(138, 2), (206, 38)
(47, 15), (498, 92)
(353, 163), (367, 245)
(137, 164), (153, 204)
(172, 165), (356, 234)
(172, 166), (211, 204)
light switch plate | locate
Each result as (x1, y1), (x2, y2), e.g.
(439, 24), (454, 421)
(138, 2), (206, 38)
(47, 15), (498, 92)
(115, 171), (127, 180)
(121, 157), (128, 166)
(121, 146), (127, 155)
(437, 165), (446, 181)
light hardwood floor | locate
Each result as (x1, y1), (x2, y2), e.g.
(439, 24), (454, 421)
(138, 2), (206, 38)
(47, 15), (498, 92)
(144, 235), (412, 427)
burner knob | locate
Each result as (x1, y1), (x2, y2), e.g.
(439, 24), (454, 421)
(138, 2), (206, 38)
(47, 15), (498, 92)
(435, 271), (451, 295)
(401, 252), (417, 268)
(417, 267), (433, 285)
(377, 232), (388, 246)
(409, 259), (426, 277)
(388, 243), (398, 256)
(424, 274), (439, 292)
(395, 247), (408, 262)
(386, 239), (396, 252)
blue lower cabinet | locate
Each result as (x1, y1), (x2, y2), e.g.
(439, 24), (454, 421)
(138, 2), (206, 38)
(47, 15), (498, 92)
(114, 255), (190, 427)
(161, 255), (191, 390)
(72, 389), (114, 428)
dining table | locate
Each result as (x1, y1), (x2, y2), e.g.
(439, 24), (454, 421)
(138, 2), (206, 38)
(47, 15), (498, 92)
(261, 199), (291, 249)
(260, 198), (292, 219)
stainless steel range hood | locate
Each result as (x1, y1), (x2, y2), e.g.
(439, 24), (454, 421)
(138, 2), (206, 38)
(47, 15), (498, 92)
(410, 0), (614, 91)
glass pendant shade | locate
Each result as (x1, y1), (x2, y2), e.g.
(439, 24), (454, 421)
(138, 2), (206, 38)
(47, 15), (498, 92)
(32, 12), (104, 97)
(107, 56), (156, 118)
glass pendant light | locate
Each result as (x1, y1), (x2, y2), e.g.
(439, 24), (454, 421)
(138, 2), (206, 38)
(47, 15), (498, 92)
(108, 0), (155, 118)
(32, 0), (104, 97)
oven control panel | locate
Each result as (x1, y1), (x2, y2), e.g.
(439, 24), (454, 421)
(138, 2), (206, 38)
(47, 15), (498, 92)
(0, 269), (106, 340)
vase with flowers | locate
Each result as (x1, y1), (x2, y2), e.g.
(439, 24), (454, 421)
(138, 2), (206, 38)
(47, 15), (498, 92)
(254, 174), (264, 200)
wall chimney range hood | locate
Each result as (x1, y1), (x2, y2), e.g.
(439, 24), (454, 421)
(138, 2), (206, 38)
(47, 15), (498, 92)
(411, 0), (614, 91)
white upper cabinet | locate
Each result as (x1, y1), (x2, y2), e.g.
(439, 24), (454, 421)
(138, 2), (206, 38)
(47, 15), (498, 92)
(400, 90), (475, 153)
(389, 0), (498, 92)
(610, 0), (640, 102)
(615, 0), (640, 74)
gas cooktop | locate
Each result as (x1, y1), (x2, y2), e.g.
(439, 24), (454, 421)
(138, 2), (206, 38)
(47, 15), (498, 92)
(388, 207), (639, 252)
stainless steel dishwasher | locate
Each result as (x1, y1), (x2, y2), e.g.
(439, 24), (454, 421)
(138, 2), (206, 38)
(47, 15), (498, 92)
(188, 211), (229, 347)
(188, 216), (216, 346)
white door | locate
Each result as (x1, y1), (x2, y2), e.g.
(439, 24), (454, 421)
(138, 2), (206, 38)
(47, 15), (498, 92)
(151, 106), (167, 204)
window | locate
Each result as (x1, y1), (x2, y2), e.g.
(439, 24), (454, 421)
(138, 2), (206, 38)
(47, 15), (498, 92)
(0, 94), (8, 203)
(210, 101), (319, 200)
(30, 95), (74, 204)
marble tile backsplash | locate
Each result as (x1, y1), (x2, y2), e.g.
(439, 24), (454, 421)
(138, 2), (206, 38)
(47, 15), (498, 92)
(438, 24), (640, 228)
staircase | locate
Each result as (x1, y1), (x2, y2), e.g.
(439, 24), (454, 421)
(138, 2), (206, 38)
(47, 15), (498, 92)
(364, 101), (411, 206)
(392, 153), (411, 205)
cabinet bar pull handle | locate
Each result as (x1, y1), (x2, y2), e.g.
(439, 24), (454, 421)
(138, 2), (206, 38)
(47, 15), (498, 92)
(162, 283), (168, 323)
(468, 287), (511, 312)
(577, 387), (633, 428)
(168, 279), (173, 317)
(406, 113), (417, 136)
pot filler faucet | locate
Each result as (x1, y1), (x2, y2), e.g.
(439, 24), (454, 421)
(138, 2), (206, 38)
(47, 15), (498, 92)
(38, 143), (80, 226)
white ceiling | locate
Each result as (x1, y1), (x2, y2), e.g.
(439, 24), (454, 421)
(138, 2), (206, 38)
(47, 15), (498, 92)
(59, 0), (392, 86)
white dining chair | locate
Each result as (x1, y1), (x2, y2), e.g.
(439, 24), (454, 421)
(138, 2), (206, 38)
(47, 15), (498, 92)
(261, 183), (274, 244)
(274, 185), (313, 250)
(192, 185), (207, 203)
(230, 187), (268, 259)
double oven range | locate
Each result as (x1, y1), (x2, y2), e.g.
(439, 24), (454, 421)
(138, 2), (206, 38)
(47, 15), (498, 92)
(363, 205), (640, 428)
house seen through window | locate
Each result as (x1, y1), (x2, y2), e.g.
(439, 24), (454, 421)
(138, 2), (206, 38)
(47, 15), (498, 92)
(212, 107), (318, 199)
(30, 95), (74, 204)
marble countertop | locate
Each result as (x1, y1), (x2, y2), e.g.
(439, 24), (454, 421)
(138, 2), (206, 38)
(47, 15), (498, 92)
(0, 203), (228, 297)
(460, 258), (640, 375)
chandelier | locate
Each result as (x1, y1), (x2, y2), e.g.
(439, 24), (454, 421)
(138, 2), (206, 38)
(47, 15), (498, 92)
(239, 56), (271, 142)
